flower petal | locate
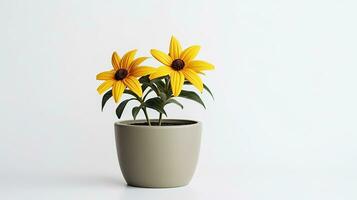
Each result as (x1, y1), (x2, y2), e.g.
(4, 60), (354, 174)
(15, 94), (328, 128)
(170, 71), (185, 96)
(112, 52), (121, 70)
(129, 57), (149, 71)
(97, 80), (115, 95)
(123, 76), (142, 97)
(120, 49), (137, 69)
(96, 70), (115, 80)
(112, 81), (126, 103)
(130, 66), (156, 77)
(180, 45), (200, 63)
(186, 60), (215, 72)
(149, 66), (173, 80)
(169, 36), (182, 59)
(182, 68), (203, 92)
(150, 49), (173, 66)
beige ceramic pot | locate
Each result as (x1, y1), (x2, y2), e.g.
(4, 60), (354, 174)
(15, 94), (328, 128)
(114, 119), (202, 188)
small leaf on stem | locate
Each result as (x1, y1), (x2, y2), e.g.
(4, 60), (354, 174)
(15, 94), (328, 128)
(178, 90), (206, 109)
(132, 106), (141, 120)
(184, 81), (214, 99)
(165, 99), (184, 109)
(116, 98), (136, 119)
(145, 97), (167, 116)
(101, 90), (113, 111)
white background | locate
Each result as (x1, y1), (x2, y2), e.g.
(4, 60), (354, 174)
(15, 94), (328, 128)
(1, 0), (356, 199)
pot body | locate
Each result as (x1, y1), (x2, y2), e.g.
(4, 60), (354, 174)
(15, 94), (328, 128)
(114, 119), (202, 188)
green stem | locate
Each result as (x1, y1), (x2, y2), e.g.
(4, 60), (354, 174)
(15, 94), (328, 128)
(138, 96), (151, 126)
(159, 76), (171, 126)
(143, 108), (151, 126)
(158, 112), (163, 126)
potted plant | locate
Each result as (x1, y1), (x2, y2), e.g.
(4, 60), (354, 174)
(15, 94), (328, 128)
(96, 36), (214, 188)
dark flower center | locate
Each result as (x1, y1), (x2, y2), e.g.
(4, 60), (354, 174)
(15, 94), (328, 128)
(171, 59), (185, 71)
(114, 69), (128, 80)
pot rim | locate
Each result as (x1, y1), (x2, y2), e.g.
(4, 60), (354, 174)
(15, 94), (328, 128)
(115, 119), (201, 129)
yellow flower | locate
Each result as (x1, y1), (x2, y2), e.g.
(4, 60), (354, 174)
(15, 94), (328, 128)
(96, 50), (155, 103)
(149, 36), (215, 96)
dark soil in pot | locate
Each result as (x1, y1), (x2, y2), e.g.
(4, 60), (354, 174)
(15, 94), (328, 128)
(131, 120), (197, 126)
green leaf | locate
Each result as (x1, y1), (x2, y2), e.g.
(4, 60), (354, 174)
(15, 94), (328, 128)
(165, 99), (184, 109)
(184, 81), (214, 99)
(141, 82), (150, 92)
(159, 92), (167, 101)
(143, 89), (154, 100)
(145, 97), (167, 116)
(203, 84), (214, 100)
(167, 82), (173, 97)
(101, 90), (112, 111)
(139, 75), (150, 83)
(148, 83), (160, 96)
(178, 90), (206, 109)
(132, 106), (142, 120)
(153, 79), (166, 92)
(115, 98), (135, 119)
(124, 89), (140, 99)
